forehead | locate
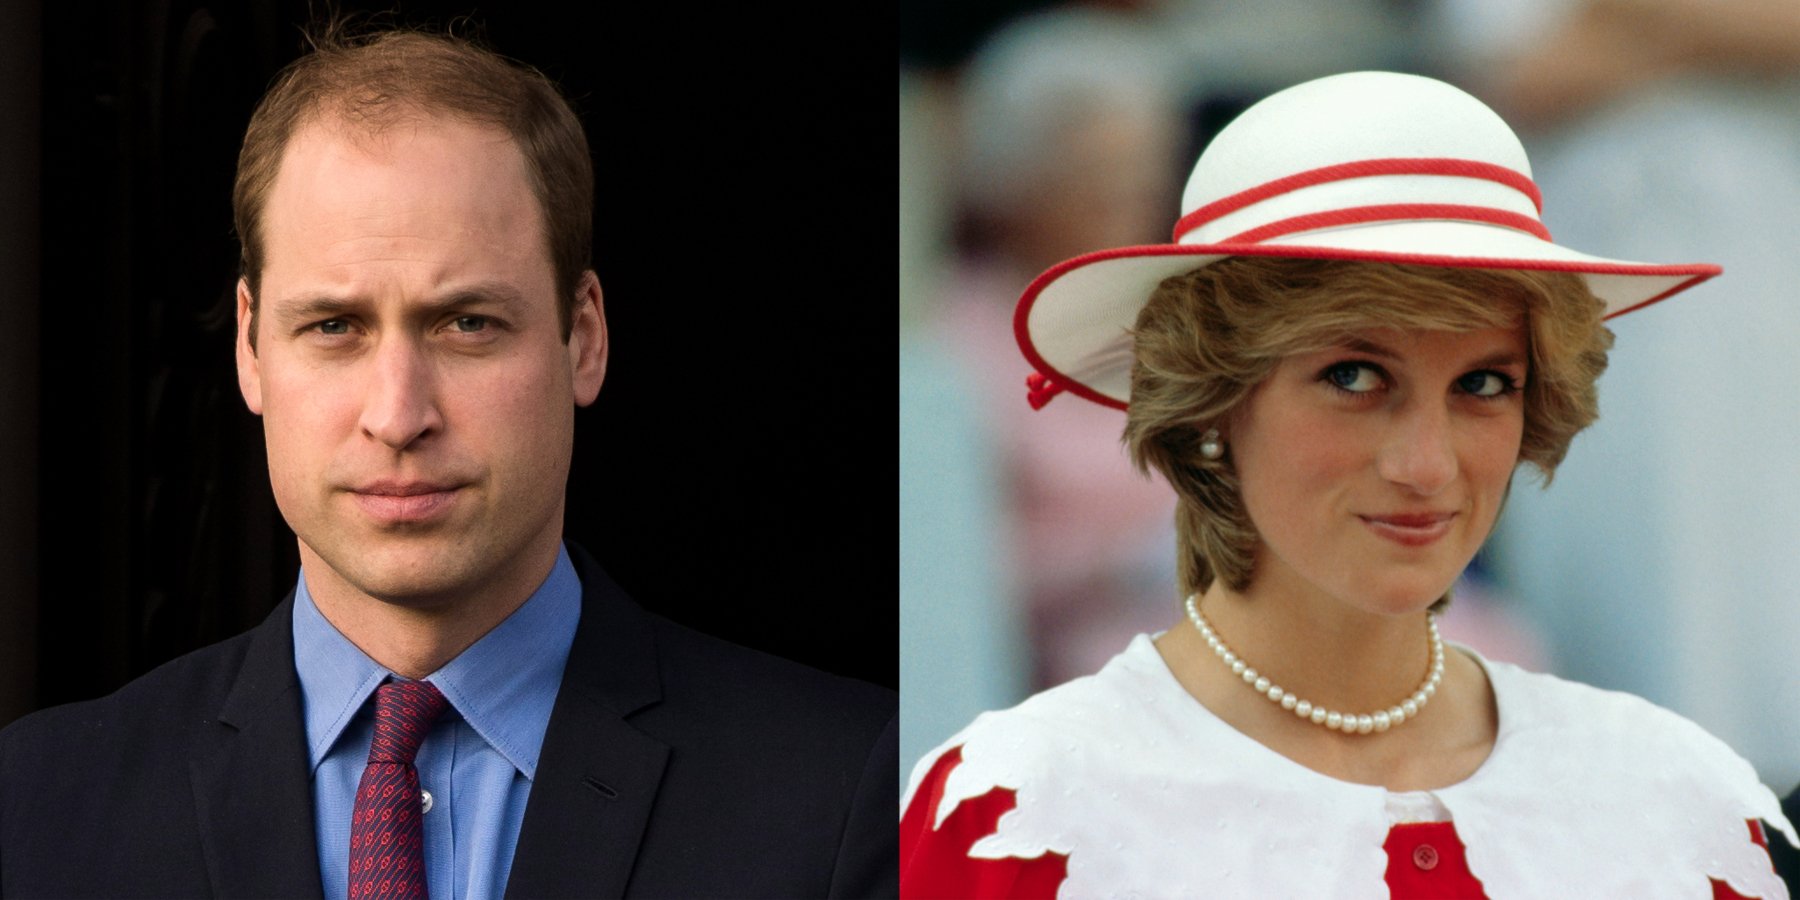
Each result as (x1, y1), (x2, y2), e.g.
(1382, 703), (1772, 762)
(258, 114), (551, 298)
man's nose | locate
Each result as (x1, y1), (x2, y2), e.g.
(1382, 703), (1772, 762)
(358, 337), (443, 450)
(1376, 402), (1457, 495)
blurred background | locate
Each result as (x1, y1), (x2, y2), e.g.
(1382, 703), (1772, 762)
(900, 0), (1800, 796)
(0, 0), (893, 732)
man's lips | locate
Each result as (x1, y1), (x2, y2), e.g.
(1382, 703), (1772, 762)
(353, 479), (460, 496)
(1358, 512), (1456, 547)
(346, 480), (466, 524)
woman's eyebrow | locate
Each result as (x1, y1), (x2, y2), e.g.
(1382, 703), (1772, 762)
(1467, 350), (1527, 369)
(1337, 337), (1401, 360)
(1320, 340), (1526, 373)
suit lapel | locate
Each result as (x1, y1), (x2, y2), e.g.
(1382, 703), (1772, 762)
(189, 593), (326, 898)
(503, 688), (669, 898)
(506, 547), (668, 899)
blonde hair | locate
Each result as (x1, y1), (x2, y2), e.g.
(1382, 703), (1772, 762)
(1123, 257), (1612, 597)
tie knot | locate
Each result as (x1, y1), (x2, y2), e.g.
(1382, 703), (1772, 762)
(366, 679), (448, 764)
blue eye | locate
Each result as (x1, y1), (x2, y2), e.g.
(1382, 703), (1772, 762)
(317, 319), (349, 335)
(1322, 362), (1382, 394)
(452, 315), (488, 333)
(1458, 371), (1515, 398)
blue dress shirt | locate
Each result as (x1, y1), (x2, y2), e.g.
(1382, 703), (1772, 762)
(294, 545), (582, 900)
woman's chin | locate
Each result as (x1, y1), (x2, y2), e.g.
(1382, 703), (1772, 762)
(1354, 578), (1457, 618)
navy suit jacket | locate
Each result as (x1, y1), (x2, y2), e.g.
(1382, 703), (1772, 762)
(0, 546), (897, 898)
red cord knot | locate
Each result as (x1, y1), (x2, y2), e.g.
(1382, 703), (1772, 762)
(1025, 372), (1066, 410)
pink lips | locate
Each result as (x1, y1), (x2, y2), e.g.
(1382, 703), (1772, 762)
(1359, 512), (1456, 547)
(348, 479), (463, 525)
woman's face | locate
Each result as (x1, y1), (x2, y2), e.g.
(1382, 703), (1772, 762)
(1227, 324), (1528, 616)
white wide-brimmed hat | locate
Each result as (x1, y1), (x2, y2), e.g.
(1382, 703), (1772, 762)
(1016, 71), (1721, 411)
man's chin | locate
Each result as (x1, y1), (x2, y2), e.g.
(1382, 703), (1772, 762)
(301, 537), (485, 609)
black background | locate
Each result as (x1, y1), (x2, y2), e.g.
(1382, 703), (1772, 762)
(15, 0), (891, 720)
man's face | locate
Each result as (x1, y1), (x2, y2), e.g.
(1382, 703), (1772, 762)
(235, 115), (606, 609)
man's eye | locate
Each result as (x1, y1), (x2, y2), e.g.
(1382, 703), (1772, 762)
(316, 319), (350, 335)
(1322, 362), (1381, 394)
(452, 315), (488, 333)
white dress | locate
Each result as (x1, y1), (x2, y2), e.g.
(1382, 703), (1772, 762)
(902, 635), (1796, 898)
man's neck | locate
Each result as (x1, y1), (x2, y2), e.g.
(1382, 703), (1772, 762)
(299, 539), (561, 679)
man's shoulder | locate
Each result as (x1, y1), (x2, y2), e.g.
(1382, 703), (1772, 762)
(1, 624), (263, 760)
(549, 579), (898, 899)
(641, 611), (895, 741)
(563, 544), (893, 743)
(0, 625), (272, 896)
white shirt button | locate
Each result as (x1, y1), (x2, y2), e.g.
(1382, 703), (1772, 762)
(420, 789), (435, 814)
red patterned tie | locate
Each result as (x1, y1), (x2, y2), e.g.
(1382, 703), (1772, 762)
(348, 679), (448, 900)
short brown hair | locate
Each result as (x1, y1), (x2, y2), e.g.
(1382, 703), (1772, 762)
(1123, 257), (1612, 597)
(234, 25), (592, 348)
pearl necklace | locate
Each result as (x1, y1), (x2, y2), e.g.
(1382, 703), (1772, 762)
(1183, 594), (1444, 735)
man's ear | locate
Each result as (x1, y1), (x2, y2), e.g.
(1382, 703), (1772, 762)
(569, 270), (607, 407)
(235, 278), (264, 416)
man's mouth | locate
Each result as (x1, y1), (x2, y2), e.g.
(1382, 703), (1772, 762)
(348, 480), (464, 524)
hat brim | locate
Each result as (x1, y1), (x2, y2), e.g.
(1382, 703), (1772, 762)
(1016, 220), (1721, 410)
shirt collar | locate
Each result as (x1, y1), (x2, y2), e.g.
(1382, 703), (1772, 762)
(292, 543), (583, 780)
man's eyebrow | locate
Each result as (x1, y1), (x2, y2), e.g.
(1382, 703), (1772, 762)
(410, 283), (530, 317)
(267, 283), (530, 323)
(268, 294), (360, 324)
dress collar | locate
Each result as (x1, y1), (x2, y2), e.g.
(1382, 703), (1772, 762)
(909, 633), (1795, 899)
(292, 544), (582, 780)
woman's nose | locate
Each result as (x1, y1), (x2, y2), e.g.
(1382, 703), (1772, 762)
(1376, 402), (1457, 495)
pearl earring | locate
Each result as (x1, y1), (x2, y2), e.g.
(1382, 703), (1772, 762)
(1200, 428), (1224, 460)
